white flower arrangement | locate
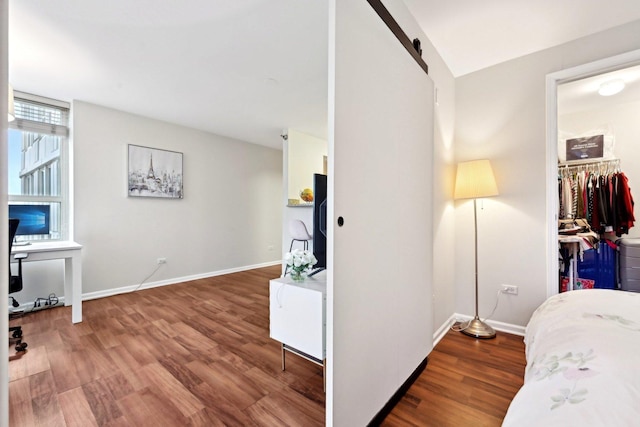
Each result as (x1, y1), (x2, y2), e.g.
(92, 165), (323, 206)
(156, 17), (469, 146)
(285, 248), (318, 280)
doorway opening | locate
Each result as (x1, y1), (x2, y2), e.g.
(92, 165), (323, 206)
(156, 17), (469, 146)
(545, 49), (640, 297)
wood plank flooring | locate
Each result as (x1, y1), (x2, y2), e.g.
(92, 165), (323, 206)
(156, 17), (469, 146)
(382, 327), (526, 426)
(9, 266), (526, 426)
(9, 266), (324, 426)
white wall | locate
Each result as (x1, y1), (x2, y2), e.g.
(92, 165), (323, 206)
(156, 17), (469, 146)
(287, 129), (327, 202)
(346, 0), (458, 352)
(559, 100), (640, 239)
(382, 0), (457, 341)
(281, 130), (326, 273)
(72, 101), (282, 295)
(7, 260), (64, 304)
(455, 19), (640, 328)
(1, 1), (10, 424)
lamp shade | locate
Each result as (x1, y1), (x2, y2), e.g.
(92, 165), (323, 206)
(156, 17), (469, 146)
(454, 159), (499, 200)
(8, 84), (15, 122)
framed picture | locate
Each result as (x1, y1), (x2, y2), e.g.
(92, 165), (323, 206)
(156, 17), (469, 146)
(127, 144), (183, 199)
(565, 135), (604, 162)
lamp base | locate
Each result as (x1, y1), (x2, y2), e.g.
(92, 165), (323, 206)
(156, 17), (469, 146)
(461, 317), (496, 339)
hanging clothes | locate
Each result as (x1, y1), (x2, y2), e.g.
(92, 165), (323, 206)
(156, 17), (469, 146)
(597, 174), (610, 230)
(560, 174), (574, 219)
(558, 160), (635, 237)
(614, 172), (635, 236)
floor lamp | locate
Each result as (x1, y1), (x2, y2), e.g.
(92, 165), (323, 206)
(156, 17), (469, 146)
(454, 159), (499, 339)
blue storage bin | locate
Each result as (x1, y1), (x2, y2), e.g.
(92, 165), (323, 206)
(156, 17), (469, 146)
(577, 242), (616, 289)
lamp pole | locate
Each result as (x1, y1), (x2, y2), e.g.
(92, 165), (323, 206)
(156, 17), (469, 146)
(461, 198), (496, 339)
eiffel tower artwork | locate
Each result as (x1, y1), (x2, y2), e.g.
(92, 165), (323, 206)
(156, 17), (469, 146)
(127, 144), (183, 199)
(147, 153), (156, 180)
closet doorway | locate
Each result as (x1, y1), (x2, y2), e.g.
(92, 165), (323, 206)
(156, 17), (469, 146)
(546, 49), (640, 297)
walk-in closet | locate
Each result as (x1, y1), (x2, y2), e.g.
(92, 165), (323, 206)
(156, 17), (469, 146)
(557, 63), (640, 292)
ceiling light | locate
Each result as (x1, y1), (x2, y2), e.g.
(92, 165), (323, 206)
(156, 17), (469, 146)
(598, 79), (625, 96)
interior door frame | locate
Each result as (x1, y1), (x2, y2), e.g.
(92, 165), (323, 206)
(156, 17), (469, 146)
(545, 48), (640, 298)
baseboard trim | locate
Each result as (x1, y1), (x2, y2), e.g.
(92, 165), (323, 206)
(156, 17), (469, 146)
(450, 313), (526, 337)
(488, 318), (526, 336)
(82, 260), (282, 302)
(367, 356), (429, 426)
(433, 313), (458, 346)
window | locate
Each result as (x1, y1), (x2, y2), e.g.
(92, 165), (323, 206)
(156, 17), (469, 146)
(7, 93), (70, 242)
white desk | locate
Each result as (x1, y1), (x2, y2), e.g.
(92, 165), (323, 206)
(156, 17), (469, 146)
(11, 241), (83, 323)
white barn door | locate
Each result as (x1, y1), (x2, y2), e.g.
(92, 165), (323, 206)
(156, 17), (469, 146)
(327, 0), (434, 425)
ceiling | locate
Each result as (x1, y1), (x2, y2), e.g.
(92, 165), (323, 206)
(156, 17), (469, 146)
(8, 1), (640, 149)
(403, 0), (640, 78)
(558, 64), (640, 115)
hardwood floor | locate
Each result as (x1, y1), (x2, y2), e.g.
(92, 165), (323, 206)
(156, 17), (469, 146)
(382, 328), (526, 427)
(9, 265), (324, 426)
(9, 266), (526, 426)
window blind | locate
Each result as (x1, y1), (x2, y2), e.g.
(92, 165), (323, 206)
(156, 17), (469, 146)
(10, 93), (70, 136)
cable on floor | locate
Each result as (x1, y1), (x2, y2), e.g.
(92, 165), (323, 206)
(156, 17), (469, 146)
(28, 293), (62, 313)
(450, 289), (503, 332)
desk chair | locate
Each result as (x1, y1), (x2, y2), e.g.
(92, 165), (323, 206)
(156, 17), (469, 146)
(288, 219), (312, 252)
(9, 219), (28, 353)
(285, 220), (313, 276)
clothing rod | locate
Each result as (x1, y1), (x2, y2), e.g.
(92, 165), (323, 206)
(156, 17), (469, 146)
(558, 158), (620, 170)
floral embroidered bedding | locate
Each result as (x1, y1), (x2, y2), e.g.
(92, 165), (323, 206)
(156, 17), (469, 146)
(503, 289), (640, 426)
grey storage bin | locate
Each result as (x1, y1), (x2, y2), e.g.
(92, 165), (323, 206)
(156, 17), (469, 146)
(617, 238), (640, 292)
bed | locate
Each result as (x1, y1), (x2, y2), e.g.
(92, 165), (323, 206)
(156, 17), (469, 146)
(502, 289), (640, 426)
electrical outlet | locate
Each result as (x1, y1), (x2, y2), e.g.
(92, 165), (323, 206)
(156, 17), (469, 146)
(501, 284), (518, 295)
(157, 258), (167, 265)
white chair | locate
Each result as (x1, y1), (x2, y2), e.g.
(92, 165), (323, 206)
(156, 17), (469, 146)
(288, 219), (313, 252)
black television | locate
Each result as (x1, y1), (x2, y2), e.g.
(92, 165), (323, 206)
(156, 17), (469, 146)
(311, 173), (327, 274)
(8, 204), (51, 236)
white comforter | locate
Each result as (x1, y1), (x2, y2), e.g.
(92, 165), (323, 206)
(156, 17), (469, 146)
(503, 289), (640, 427)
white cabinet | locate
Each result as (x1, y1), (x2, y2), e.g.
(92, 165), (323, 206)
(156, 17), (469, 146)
(269, 272), (326, 367)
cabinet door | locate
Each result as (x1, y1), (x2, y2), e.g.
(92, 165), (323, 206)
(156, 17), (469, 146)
(270, 281), (325, 359)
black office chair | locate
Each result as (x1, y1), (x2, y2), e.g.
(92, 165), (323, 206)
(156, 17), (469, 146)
(9, 218), (27, 353)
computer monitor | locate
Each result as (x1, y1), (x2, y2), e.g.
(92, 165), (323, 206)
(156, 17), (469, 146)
(8, 204), (51, 236)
